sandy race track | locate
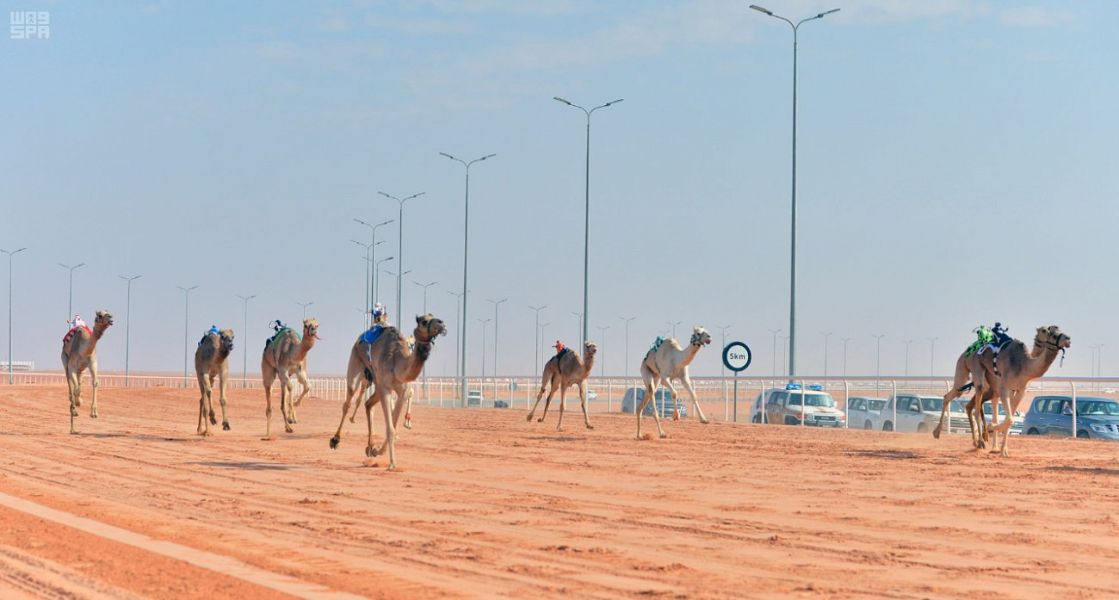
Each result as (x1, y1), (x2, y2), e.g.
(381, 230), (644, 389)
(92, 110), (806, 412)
(0, 385), (1117, 599)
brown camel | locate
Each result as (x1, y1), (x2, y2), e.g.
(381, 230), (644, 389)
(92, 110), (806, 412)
(329, 314), (446, 470)
(61, 310), (113, 434)
(935, 326), (1070, 456)
(980, 325), (1070, 456)
(933, 334), (1044, 447)
(345, 336), (416, 430)
(194, 328), (234, 436)
(261, 318), (318, 438)
(526, 341), (597, 431)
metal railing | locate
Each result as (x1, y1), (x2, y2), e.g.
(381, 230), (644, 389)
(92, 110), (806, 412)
(8, 373), (1117, 440)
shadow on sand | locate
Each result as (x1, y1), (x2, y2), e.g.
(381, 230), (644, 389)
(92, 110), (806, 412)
(192, 461), (294, 471)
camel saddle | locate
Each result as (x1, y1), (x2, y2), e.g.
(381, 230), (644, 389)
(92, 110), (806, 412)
(265, 326), (299, 349)
(62, 325), (91, 345)
(650, 336), (666, 354)
(360, 325), (385, 346)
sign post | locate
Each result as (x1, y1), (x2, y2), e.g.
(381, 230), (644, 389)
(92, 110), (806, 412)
(722, 341), (752, 422)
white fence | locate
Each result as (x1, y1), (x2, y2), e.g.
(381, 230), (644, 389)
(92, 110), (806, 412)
(7, 373), (1117, 440)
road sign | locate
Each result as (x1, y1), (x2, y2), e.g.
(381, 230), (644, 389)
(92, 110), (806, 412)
(722, 341), (752, 373)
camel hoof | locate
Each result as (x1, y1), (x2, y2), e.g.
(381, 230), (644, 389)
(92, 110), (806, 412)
(198, 430), (212, 437)
(637, 433), (653, 441)
(404, 422), (413, 430)
(672, 415), (680, 422)
(537, 418), (545, 423)
(526, 414), (534, 422)
(659, 432), (668, 439)
(209, 415), (217, 425)
(932, 428), (941, 440)
(387, 463), (397, 471)
(222, 422), (230, 431)
(329, 436), (340, 450)
(70, 408), (78, 417)
(90, 411), (98, 419)
(585, 424), (594, 430)
(74, 398), (82, 408)
(348, 416), (356, 424)
(284, 427), (294, 434)
(365, 446), (377, 458)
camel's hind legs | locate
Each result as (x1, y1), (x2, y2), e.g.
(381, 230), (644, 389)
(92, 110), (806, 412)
(679, 375), (708, 424)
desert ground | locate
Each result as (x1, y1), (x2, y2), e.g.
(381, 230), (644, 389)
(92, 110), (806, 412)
(0, 384), (1117, 599)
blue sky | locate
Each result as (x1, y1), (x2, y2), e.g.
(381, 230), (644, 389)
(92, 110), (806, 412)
(1, 0), (1116, 378)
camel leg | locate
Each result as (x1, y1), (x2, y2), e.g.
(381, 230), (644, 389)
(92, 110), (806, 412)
(207, 374), (218, 425)
(331, 376), (363, 449)
(65, 365), (79, 434)
(663, 378), (681, 421)
(537, 376), (559, 423)
(996, 390), (1019, 457)
(373, 386), (401, 470)
(577, 381), (593, 430)
(393, 386), (410, 429)
(197, 372), (211, 436)
(679, 375), (707, 424)
(349, 381), (368, 423)
(933, 382), (964, 439)
(527, 371), (552, 422)
(402, 386), (414, 430)
(290, 365), (311, 424)
(638, 370), (667, 440)
(277, 371), (294, 433)
(217, 372), (230, 430)
(364, 391), (382, 457)
(88, 360), (100, 418)
(556, 384), (568, 432)
(262, 365), (276, 439)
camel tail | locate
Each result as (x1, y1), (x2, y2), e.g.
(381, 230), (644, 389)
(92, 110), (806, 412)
(957, 382), (974, 393)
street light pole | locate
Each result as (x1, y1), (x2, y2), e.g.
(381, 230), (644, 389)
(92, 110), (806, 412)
(821, 331), (832, 378)
(841, 337), (852, 379)
(414, 281), (438, 314)
(448, 290), (465, 380)
(296, 301), (314, 320)
(529, 305), (548, 375)
(119, 274), (141, 386)
(749, 3), (839, 381)
(667, 321), (681, 340)
(236, 294), (256, 387)
(873, 334), (886, 393)
(487, 298), (507, 379)
(903, 339), (913, 377)
(378, 192), (425, 320)
(768, 328), (782, 380)
(619, 316), (636, 380)
(385, 271), (411, 315)
(2, 248), (27, 384)
(375, 256), (394, 305)
(554, 96), (623, 350)
(440, 151), (496, 407)
(58, 262), (85, 319)
(177, 285), (198, 381)
(478, 318), (491, 392)
(717, 324), (732, 380)
(354, 218), (394, 319)
(596, 325), (610, 377)
(571, 312), (583, 343)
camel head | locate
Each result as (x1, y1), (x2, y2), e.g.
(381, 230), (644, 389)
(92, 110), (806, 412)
(303, 318), (320, 340)
(1034, 325), (1071, 353)
(94, 310), (114, 329)
(583, 341), (598, 358)
(689, 326), (712, 347)
(219, 329), (235, 353)
(414, 314), (447, 343)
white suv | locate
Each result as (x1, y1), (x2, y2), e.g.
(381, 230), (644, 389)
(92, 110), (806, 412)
(753, 385), (846, 428)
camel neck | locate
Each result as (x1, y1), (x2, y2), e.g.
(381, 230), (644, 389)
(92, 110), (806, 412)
(1025, 346), (1061, 378)
(295, 335), (316, 360)
(678, 343), (702, 368)
(581, 352), (595, 374)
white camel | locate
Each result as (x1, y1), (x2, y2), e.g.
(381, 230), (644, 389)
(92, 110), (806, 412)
(638, 326), (713, 439)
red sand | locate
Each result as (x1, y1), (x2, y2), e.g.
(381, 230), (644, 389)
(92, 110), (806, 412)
(0, 385), (1117, 599)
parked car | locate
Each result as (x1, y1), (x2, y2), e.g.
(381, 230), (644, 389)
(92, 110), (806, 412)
(758, 385), (845, 428)
(467, 389), (484, 407)
(1022, 396), (1119, 440)
(879, 394), (960, 433)
(621, 387), (685, 418)
(494, 400), (509, 409)
(847, 396), (887, 430)
(980, 402), (1023, 435)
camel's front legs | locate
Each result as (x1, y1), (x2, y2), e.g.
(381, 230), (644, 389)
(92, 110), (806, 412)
(88, 360), (100, 419)
(197, 375), (212, 436)
(530, 377), (558, 423)
(527, 373), (552, 422)
(679, 375), (708, 424)
(217, 372), (230, 430)
(933, 385), (963, 439)
(555, 385), (568, 431)
(372, 386), (401, 469)
(276, 374), (294, 433)
(331, 379), (363, 449)
(363, 392), (383, 457)
(65, 366), (79, 434)
(663, 378), (681, 421)
(576, 382), (593, 430)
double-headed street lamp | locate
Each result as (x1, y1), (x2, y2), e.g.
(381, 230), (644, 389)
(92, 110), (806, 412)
(378, 191), (425, 321)
(177, 285), (198, 381)
(440, 151), (496, 407)
(375, 256), (394, 305)
(749, 3), (839, 381)
(296, 301), (314, 320)
(58, 262), (85, 319)
(2, 247), (27, 384)
(352, 238), (385, 324)
(353, 217), (394, 317)
(667, 321), (681, 339)
(414, 280), (438, 314)
(119, 274), (142, 386)
(529, 305), (548, 375)
(554, 96), (623, 349)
